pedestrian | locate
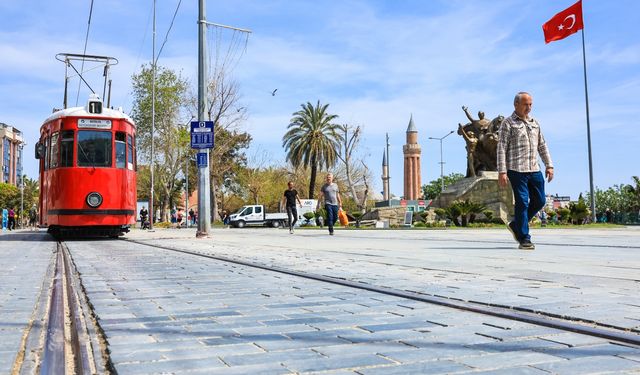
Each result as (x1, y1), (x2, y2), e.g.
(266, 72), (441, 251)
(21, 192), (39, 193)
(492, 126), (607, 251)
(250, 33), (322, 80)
(497, 91), (554, 250)
(317, 173), (342, 235)
(170, 207), (177, 224)
(139, 206), (148, 229)
(7, 207), (15, 231)
(29, 204), (38, 230)
(189, 208), (195, 226)
(282, 181), (303, 234)
(176, 209), (183, 228)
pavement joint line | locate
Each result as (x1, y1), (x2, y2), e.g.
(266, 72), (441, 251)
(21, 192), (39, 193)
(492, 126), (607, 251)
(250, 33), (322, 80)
(123, 238), (640, 348)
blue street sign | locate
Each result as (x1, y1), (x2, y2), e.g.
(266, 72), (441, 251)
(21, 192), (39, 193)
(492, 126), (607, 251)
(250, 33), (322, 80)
(197, 152), (208, 168)
(190, 121), (214, 149)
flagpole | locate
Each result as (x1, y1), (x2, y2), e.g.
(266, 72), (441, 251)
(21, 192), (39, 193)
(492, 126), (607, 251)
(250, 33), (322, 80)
(580, 28), (596, 223)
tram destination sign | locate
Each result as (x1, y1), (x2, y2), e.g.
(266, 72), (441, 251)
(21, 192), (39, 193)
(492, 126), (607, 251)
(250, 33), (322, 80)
(78, 118), (112, 129)
(190, 120), (214, 149)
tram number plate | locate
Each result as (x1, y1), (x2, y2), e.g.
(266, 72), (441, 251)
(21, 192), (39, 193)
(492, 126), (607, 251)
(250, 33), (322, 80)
(190, 121), (214, 149)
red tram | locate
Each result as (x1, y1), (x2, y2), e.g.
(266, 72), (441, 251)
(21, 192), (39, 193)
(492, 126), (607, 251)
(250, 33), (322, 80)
(36, 93), (137, 237)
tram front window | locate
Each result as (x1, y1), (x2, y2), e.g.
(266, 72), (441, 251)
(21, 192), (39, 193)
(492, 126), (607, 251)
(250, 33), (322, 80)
(77, 130), (112, 167)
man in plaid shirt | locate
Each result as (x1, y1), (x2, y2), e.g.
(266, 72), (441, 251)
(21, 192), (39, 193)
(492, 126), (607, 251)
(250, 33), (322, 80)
(497, 92), (554, 250)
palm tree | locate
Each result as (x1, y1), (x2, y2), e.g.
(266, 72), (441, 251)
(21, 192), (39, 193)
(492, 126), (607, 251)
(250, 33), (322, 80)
(282, 101), (342, 199)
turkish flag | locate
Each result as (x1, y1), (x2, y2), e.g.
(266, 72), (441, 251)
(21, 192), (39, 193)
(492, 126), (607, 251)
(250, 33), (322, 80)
(542, 0), (584, 43)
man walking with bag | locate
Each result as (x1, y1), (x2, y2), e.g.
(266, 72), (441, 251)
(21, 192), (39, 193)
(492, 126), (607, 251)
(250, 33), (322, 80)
(317, 173), (342, 236)
(497, 92), (554, 250)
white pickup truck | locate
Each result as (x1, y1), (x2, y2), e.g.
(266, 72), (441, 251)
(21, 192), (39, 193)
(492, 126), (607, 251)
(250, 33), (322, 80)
(228, 205), (288, 228)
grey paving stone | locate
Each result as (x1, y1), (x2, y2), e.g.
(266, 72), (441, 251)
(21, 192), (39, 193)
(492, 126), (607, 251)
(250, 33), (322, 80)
(537, 342), (640, 360)
(468, 365), (551, 374)
(283, 352), (392, 373)
(114, 356), (226, 374)
(357, 359), (471, 374)
(531, 355), (640, 374)
(456, 351), (565, 370)
(222, 348), (323, 366)
(379, 344), (486, 363)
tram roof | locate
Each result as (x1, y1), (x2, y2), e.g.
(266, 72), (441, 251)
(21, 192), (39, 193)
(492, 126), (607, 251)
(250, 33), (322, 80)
(44, 106), (133, 124)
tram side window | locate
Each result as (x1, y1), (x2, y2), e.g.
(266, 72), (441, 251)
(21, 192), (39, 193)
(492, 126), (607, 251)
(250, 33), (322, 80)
(44, 137), (50, 171)
(60, 131), (74, 167)
(127, 134), (135, 170)
(77, 131), (112, 167)
(50, 133), (60, 168)
(115, 132), (126, 169)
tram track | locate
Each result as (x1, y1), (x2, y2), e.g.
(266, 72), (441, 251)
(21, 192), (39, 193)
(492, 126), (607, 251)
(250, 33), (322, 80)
(126, 238), (640, 348)
(12, 242), (112, 375)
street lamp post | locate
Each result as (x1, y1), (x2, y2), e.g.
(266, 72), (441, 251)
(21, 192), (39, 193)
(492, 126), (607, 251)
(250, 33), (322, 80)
(18, 143), (25, 229)
(428, 130), (455, 194)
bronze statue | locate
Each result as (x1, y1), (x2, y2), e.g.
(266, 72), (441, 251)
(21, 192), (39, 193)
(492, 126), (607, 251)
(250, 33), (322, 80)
(458, 106), (503, 177)
(458, 124), (478, 177)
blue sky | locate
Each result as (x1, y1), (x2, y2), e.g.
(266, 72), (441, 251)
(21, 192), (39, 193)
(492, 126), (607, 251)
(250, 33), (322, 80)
(1, 0), (638, 199)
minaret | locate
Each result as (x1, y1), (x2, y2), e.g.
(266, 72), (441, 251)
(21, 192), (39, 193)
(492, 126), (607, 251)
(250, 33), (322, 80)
(382, 148), (389, 200)
(403, 114), (422, 200)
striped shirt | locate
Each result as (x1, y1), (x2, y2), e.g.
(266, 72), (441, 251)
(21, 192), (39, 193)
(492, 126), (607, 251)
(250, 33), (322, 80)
(497, 112), (553, 173)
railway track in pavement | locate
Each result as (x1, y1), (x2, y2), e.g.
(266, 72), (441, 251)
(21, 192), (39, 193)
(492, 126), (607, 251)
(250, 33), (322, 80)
(12, 242), (112, 375)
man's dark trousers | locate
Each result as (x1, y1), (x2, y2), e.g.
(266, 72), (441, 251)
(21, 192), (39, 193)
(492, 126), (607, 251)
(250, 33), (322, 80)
(507, 170), (545, 242)
(325, 204), (339, 234)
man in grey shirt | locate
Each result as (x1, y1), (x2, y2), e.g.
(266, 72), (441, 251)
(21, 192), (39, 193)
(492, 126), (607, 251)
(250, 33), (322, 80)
(317, 173), (342, 235)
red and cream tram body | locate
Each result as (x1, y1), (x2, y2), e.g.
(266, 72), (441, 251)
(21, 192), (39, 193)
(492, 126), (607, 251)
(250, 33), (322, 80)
(36, 94), (137, 237)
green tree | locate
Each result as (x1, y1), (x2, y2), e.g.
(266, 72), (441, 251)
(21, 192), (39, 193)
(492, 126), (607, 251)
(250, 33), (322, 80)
(0, 183), (19, 212)
(422, 173), (465, 200)
(282, 101), (342, 199)
(626, 176), (640, 213)
(130, 64), (190, 220)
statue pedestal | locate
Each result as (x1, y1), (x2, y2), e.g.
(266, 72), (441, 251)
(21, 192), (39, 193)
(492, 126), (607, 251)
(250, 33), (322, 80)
(434, 171), (514, 223)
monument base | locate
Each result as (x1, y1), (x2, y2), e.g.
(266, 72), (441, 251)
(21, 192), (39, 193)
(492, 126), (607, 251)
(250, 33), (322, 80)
(433, 171), (514, 223)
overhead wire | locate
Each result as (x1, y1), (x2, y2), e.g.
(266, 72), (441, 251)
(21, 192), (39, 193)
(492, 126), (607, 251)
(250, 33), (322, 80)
(155, 0), (182, 65)
(75, 0), (95, 106)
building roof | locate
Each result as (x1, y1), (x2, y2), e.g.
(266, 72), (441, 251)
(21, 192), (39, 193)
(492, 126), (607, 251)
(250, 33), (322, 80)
(406, 114), (417, 132)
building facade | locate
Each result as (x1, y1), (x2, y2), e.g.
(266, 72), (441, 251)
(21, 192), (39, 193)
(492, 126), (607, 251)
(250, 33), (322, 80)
(0, 123), (25, 185)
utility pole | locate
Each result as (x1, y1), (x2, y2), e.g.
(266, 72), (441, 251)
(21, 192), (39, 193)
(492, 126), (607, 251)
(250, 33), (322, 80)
(196, 0), (211, 237)
(196, 1), (251, 237)
(149, 0), (156, 229)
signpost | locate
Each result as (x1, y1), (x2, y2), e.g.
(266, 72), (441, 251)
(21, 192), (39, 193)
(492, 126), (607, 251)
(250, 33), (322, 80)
(190, 120), (214, 149)
(196, 152), (208, 167)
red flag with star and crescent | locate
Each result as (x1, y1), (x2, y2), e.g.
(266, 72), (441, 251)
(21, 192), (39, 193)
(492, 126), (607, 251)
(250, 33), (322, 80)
(542, 0), (584, 43)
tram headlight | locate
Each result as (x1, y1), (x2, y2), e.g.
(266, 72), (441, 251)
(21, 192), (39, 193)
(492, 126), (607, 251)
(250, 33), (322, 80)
(86, 192), (103, 208)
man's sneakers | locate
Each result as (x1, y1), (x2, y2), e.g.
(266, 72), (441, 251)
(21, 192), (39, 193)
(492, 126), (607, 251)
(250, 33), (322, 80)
(506, 221), (519, 243)
(518, 239), (535, 250)
(289, 229), (294, 234)
(508, 221), (535, 250)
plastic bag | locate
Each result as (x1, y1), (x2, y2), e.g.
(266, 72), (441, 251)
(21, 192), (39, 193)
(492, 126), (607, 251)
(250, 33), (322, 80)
(338, 209), (349, 226)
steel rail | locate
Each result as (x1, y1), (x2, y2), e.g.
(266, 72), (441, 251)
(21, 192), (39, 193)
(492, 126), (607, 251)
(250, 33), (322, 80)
(35, 243), (103, 374)
(126, 238), (640, 348)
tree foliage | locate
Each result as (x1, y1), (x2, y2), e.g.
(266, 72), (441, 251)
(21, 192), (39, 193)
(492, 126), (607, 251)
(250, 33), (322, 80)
(422, 173), (465, 200)
(585, 176), (640, 218)
(130, 64), (190, 220)
(282, 101), (342, 199)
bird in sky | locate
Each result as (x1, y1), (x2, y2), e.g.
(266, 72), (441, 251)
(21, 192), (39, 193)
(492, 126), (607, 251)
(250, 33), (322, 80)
(271, 88), (278, 96)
